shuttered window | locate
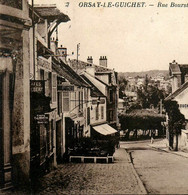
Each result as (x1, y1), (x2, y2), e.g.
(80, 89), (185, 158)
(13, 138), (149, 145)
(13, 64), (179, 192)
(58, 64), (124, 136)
(101, 106), (104, 119)
(96, 106), (99, 120)
(52, 73), (57, 103)
(63, 92), (69, 111)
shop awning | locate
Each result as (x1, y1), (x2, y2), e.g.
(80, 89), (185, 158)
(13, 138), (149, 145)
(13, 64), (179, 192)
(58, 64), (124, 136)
(92, 124), (117, 135)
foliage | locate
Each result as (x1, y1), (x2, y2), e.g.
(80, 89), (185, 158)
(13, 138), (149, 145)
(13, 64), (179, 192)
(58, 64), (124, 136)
(118, 76), (128, 98)
(164, 100), (185, 150)
(164, 100), (185, 135)
(119, 109), (165, 140)
(128, 102), (142, 112)
(68, 136), (118, 156)
(137, 78), (167, 109)
(119, 109), (165, 131)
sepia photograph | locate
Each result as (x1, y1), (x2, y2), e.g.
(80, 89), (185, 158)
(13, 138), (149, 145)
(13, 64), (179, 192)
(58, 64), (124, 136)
(0, 0), (188, 194)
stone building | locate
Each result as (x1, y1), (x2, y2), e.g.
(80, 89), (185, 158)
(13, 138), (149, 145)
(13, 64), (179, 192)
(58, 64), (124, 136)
(0, 0), (31, 189)
(29, 4), (70, 176)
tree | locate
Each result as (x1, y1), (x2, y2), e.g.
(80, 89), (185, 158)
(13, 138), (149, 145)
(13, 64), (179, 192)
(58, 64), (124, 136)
(137, 77), (167, 109)
(118, 77), (128, 99)
(164, 100), (185, 151)
(119, 109), (165, 140)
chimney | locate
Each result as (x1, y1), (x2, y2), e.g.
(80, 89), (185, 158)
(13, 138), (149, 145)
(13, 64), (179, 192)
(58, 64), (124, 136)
(170, 60), (182, 93)
(99, 56), (107, 67)
(87, 56), (93, 64)
(50, 37), (57, 54)
(58, 45), (67, 62)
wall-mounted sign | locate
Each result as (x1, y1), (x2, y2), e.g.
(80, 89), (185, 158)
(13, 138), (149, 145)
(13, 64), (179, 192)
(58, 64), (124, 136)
(37, 58), (51, 71)
(92, 99), (105, 105)
(179, 104), (188, 108)
(57, 85), (74, 91)
(30, 80), (45, 94)
(34, 114), (49, 124)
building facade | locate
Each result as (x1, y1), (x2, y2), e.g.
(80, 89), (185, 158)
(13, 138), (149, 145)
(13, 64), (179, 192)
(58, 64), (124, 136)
(165, 60), (188, 150)
(0, 0), (31, 189)
(69, 56), (119, 129)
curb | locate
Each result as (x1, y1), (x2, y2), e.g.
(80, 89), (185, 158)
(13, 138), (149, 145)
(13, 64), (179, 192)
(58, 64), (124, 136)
(125, 149), (148, 194)
(149, 145), (188, 159)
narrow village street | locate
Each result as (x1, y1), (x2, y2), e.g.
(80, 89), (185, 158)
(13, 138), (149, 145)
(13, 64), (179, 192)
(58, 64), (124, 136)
(3, 140), (188, 194)
(122, 140), (188, 194)
(32, 147), (146, 195)
(1, 0), (188, 194)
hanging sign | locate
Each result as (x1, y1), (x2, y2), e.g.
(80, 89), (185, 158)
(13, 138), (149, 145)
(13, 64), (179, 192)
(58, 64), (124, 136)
(30, 80), (45, 94)
(34, 114), (49, 124)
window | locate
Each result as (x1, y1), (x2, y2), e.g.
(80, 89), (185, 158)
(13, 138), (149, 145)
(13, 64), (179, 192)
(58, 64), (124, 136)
(101, 106), (104, 119)
(75, 92), (77, 107)
(52, 73), (57, 103)
(63, 92), (69, 111)
(108, 74), (112, 84)
(78, 91), (83, 112)
(87, 107), (90, 125)
(96, 106), (99, 120)
(40, 69), (44, 80)
(109, 89), (113, 102)
(79, 91), (81, 111)
(48, 72), (52, 99)
(70, 92), (74, 111)
(109, 110), (113, 122)
(81, 91), (83, 111)
(57, 92), (62, 115)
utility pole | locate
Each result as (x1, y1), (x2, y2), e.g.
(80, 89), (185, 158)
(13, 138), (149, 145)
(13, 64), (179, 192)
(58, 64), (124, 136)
(77, 43), (80, 70)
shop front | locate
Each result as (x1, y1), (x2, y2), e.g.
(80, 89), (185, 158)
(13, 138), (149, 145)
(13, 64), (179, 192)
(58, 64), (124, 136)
(30, 81), (55, 179)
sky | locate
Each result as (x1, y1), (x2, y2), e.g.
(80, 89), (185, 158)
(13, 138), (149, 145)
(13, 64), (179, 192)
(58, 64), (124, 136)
(32, 0), (188, 72)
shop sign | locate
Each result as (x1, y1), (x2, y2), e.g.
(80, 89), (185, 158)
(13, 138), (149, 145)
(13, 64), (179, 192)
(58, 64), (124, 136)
(34, 114), (49, 124)
(57, 85), (74, 91)
(179, 104), (188, 108)
(37, 58), (51, 71)
(30, 80), (45, 94)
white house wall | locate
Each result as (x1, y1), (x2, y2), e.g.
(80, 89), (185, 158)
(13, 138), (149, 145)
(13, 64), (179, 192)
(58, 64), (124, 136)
(174, 87), (188, 120)
(90, 98), (106, 125)
(95, 74), (109, 85)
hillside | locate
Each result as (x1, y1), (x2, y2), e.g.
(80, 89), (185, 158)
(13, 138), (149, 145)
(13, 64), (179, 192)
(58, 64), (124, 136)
(119, 70), (169, 79)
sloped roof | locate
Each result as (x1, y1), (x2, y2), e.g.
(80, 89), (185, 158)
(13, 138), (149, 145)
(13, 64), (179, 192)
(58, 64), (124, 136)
(165, 81), (188, 101)
(81, 74), (105, 97)
(34, 4), (70, 22)
(69, 59), (114, 73)
(52, 58), (90, 88)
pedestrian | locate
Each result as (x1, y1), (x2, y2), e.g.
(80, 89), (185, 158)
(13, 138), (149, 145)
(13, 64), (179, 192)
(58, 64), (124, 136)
(151, 136), (154, 144)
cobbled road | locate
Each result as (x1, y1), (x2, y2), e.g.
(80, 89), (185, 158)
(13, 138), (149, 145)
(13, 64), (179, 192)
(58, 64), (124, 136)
(32, 148), (146, 195)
